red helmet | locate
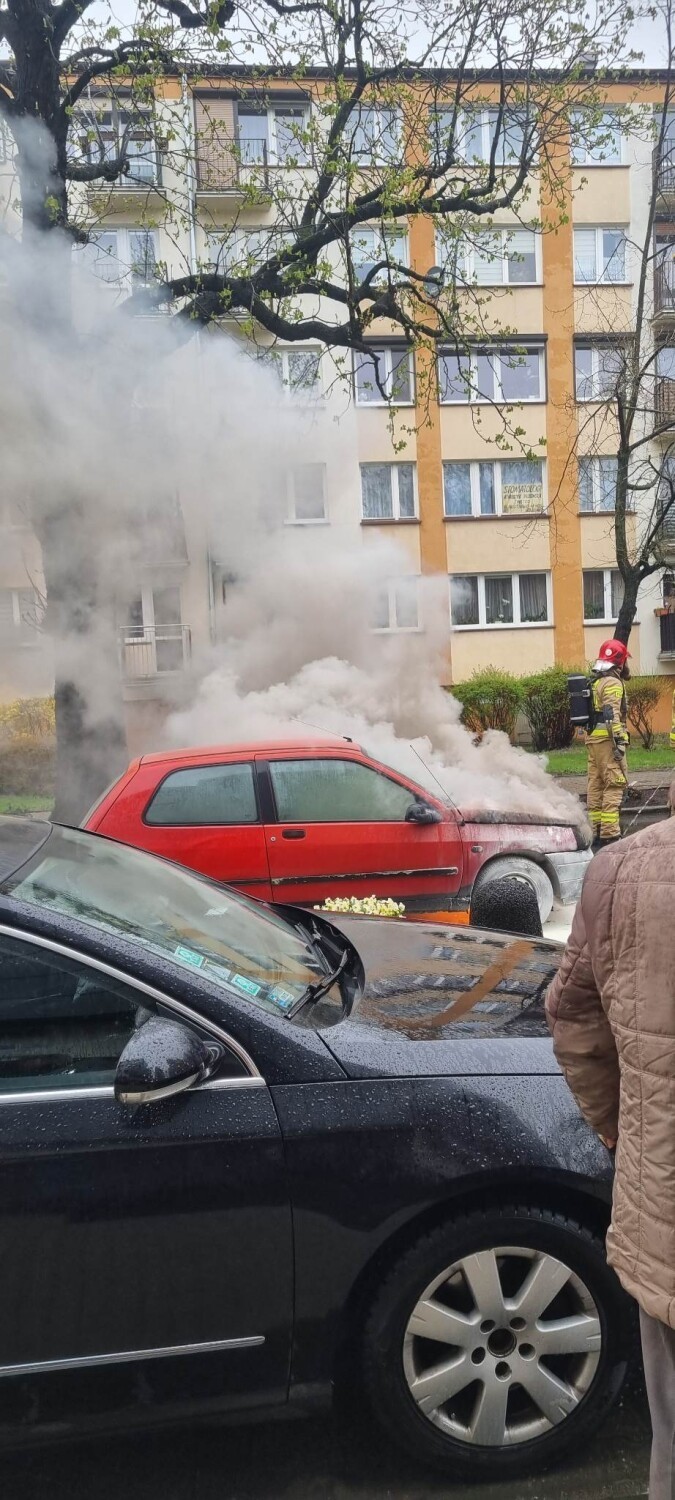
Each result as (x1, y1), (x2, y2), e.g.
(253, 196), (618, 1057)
(598, 638), (631, 668)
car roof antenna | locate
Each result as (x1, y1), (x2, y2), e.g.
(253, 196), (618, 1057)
(409, 742), (460, 814)
(290, 715), (353, 743)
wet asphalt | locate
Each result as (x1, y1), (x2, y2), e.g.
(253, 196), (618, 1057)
(3, 1367), (650, 1500)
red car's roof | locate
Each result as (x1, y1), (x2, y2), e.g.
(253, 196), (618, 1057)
(138, 734), (358, 766)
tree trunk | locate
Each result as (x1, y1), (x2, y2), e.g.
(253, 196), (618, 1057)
(614, 570), (640, 647)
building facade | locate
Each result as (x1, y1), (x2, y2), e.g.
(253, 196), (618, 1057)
(2, 72), (675, 741)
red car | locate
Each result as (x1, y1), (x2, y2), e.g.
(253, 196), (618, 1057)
(85, 735), (591, 923)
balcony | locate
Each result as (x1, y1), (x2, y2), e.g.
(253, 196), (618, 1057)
(196, 136), (270, 202)
(118, 624), (191, 680)
(655, 376), (675, 430)
(654, 145), (675, 215)
(655, 258), (675, 321)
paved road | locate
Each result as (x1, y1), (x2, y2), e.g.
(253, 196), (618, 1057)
(4, 1369), (650, 1500)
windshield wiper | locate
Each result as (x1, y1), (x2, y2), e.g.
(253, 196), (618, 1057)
(291, 949), (349, 1014)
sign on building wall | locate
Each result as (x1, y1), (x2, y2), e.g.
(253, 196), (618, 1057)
(502, 482), (543, 513)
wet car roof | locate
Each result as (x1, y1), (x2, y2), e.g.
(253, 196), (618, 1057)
(0, 815), (51, 882)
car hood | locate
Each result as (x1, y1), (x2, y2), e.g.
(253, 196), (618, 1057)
(318, 915), (563, 1079)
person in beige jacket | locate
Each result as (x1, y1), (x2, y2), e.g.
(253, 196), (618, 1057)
(546, 818), (675, 1499)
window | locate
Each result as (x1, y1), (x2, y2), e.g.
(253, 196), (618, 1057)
(259, 346), (321, 397)
(122, 584), (185, 674)
(206, 226), (295, 273)
(573, 227), (627, 284)
(269, 757), (418, 822)
(0, 934), (143, 1093)
(583, 568), (624, 622)
(0, 587), (40, 644)
(460, 107), (527, 165)
(237, 103), (310, 165)
(449, 226), (538, 285)
(354, 346), (413, 404)
(81, 229), (159, 292)
(372, 578), (420, 631)
(570, 109), (622, 166)
(439, 344), (545, 403)
(78, 103), (158, 185)
(360, 463), (417, 521)
(574, 343), (625, 401)
(349, 105), (400, 164)
(287, 463), (326, 523)
(450, 572), (550, 627)
(350, 224), (409, 283)
(578, 456), (618, 512)
(443, 458), (545, 517)
(145, 763), (258, 826)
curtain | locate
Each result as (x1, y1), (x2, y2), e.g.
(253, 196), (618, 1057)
(361, 464), (393, 519)
(598, 458), (618, 510)
(519, 573), (548, 623)
(574, 228), (596, 283)
(479, 463), (496, 514)
(505, 229), (537, 284)
(501, 459), (543, 513)
(578, 457), (594, 511)
(485, 575), (514, 624)
(287, 351), (320, 392)
(396, 464), (416, 518)
(611, 571), (625, 618)
(583, 571), (605, 620)
(444, 463), (472, 516)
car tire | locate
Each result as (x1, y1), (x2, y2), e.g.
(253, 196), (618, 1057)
(473, 858), (555, 925)
(363, 1205), (632, 1481)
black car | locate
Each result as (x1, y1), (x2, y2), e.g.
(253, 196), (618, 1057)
(0, 817), (629, 1479)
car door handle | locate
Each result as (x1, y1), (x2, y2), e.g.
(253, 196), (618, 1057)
(282, 828), (306, 839)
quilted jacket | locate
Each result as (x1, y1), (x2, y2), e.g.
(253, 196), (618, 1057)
(546, 818), (675, 1325)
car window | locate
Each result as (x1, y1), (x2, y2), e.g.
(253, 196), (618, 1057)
(145, 763), (258, 826)
(269, 758), (418, 823)
(0, 933), (143, 1093)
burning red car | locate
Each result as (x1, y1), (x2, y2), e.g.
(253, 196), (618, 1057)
(84, 735), (591, 923)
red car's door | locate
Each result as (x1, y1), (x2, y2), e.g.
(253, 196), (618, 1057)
(102, 759), (273, 900)
(258, 753), (463, 914)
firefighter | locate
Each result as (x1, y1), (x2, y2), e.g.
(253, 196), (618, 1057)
(586, 638), (630, 845)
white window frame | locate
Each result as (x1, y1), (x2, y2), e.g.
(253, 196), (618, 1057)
(255, 345), (322, 401)
(583, 568), (624, 624)
(349, 105), (401, 164)
(78, 102), (158, 185)
(574, 343), (623, 402)
(236, 102), (311, 165)
(578, 455), (618, 513)
(443, 458), (547, 518)
(371, 577), (421, 633)
(285, 464), (327, 525)
(569, 109), (623, 167)
(443, 226), (540, 286)
(449, 571), (552, 629)
(458, 107), (528, 165)
(83, 228), (159, 292)
(204, 226), (295, 272)
(0, 588), (41, 646)
(439, 345), (546, 405)
(350, 224), (409, 283)
(360, 463), (418, 521)
(354, 346), (415, 405)
(573, 226), (628, 285)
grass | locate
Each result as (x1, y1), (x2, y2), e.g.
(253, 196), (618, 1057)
(0, 794), (53, 815)
(538, 740), (675, 775)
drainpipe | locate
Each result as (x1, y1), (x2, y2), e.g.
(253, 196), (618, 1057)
(181, 72), (198, 276)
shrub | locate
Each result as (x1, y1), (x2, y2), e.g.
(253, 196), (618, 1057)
(0, 697), (55, 794)
(520, 667), (578, 752)
(451, 669), (523, 740)
(626, 675), (663, 750)
(0, 696), (55, 742)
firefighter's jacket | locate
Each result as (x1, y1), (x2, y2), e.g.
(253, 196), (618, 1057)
(586, 670), (629, 749)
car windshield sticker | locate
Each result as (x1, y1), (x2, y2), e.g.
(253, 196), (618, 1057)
(232, 973), (262, 997)
(203, 959), (233, 983)
(173, 944), (206, 969)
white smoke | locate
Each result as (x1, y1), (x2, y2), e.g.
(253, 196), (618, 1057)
(0, 189), (585, 831)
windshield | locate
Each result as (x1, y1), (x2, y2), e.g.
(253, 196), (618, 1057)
(1, 825), (319, 1016)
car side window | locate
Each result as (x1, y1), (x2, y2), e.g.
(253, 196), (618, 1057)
(269, 758), (418, 823)
(145, 763), (258, 827)
(0, 934), (145, 1093)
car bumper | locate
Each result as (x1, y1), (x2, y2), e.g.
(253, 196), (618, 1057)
(545, 849), (593, 906)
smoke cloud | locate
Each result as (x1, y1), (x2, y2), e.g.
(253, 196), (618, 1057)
(0, 188), (585, 832)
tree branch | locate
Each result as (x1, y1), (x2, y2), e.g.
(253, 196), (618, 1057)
(151, 0), (235, 27)
(53, 0), (96, 54)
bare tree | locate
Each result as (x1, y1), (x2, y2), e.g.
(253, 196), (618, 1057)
(0, 0), (639, 818)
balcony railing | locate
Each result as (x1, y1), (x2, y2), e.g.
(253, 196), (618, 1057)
(196, 136), (269, 192)
(659, 611), (675, 654)
(118, 624), (191, 679)
(654, 144), (675, 200)
(656, 376), (675, 427)
(655, 257), (675, 316)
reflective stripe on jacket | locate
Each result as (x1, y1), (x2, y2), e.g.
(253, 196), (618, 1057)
(587, 670), (628, 744)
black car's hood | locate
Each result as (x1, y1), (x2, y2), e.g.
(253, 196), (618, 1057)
(318, 915), (563, 1079)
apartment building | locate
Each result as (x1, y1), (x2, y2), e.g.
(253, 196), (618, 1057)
(2, 71), (675, 741)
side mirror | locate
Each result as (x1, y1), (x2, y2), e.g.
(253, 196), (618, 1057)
(406, 802), (442, 826)
(115, 1017), (214, 1107)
